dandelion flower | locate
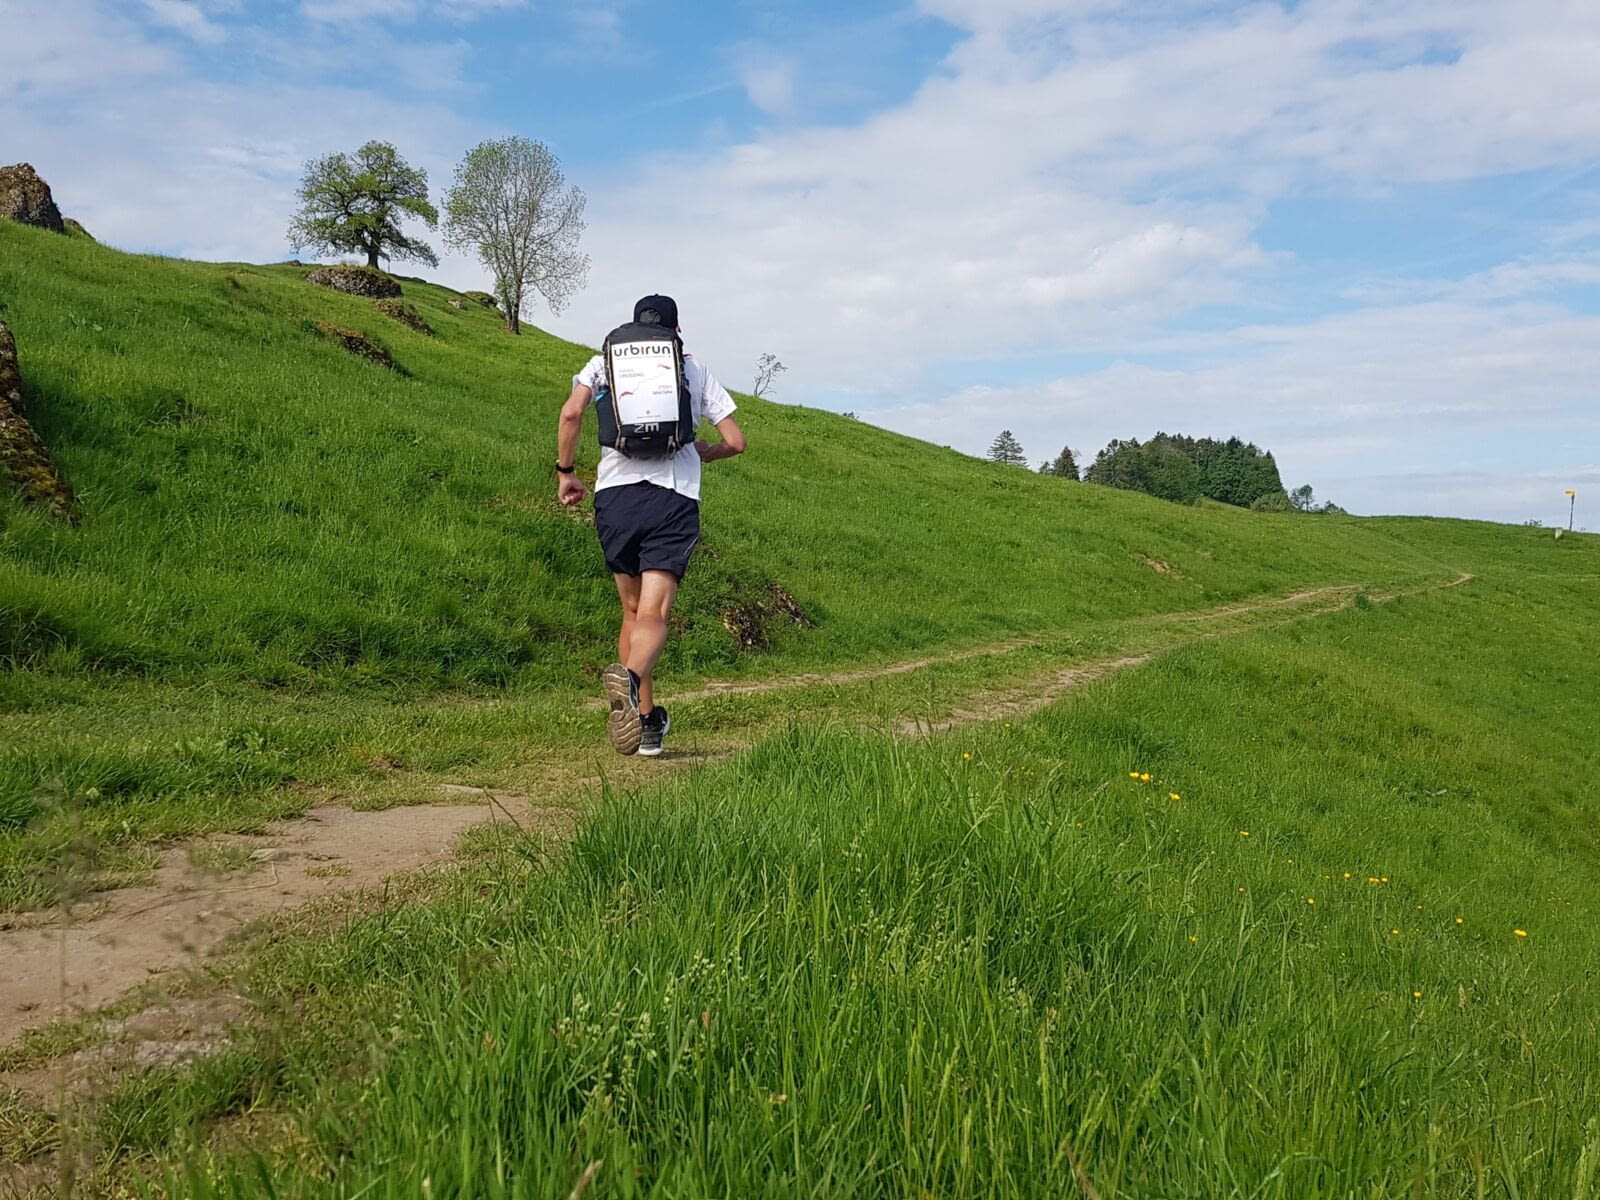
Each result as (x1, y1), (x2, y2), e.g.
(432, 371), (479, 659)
(1306, 897), (1316, 905)
(1238, 886), (1246, 893)
(1413, 991), (1422, 999)
(1287, 857), (1294, 864)
(1514, 929), (1528, 938)
(1343, 872), (1352, 879)
(1390, 929), (1400, 936)
(962, 753), (971, 761)
(1170, 792), (1181, 801)
(1140, 773), (1151, 782)
(1129, 772), (1141, 779)
(1240, 830), (1250, 837)
(1455, 918), (1464, 925)
(1188, 935), (1197, 943)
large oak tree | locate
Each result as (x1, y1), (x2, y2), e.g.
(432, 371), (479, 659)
(288, 140), (439, 270)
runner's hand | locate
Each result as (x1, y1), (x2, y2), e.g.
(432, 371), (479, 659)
(558, 473), (587, 507)
(694, 439), (713, 461)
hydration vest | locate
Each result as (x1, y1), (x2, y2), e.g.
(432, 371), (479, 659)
(596, 322), (695, 458)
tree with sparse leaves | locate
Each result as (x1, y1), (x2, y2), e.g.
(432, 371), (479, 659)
(987, 429), (1027, 467)
(1290, 484), (1317, 511)
(443, 137), (589, 335)
(1039, 446), (1080, 480)
(288, 140), (438, 270)
(753, 353), (787, 398)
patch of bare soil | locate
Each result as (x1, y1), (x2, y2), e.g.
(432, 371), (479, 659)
(0, 802), (569, 1049)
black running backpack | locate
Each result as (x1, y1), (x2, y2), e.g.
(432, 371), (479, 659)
(596, 322), (695, 458)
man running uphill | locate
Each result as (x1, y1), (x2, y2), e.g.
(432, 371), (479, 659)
(556, 295), (745, 756)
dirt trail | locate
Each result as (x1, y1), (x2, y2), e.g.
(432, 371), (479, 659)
(1, 802), (566, 1046)
(0, 573), (1472, 1049)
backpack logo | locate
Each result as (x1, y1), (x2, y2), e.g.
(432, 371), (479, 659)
(598, 321), (695, 459)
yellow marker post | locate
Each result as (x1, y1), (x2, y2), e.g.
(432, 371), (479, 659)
(1566, 489), (1577, 532)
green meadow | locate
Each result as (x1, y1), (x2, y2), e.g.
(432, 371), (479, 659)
(2, 222), (1599, 1196)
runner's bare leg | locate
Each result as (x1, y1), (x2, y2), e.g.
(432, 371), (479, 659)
(616, 568), (678, 715)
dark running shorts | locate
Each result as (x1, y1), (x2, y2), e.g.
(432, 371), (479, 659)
(593, 482), (701, 580)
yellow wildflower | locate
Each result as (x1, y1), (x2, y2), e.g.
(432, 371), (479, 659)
(1139, 773), (1151, 782)
(1129, 772), (1141, 779)
(1343, 872), (1352, 879)
(1514, 929), (1528, 938)
(962, 753), (971, 761)
(1169, 792), (1181, 801)
(1306, 897), (1315, 905)
(1390, 929), (1400, 936)
(1413, 991), (1422, 999)
(1455, 918), (1464, 925)
(1239, 830), (1250, 837)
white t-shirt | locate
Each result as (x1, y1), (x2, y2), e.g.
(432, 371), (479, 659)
(574, 351), (737, 502)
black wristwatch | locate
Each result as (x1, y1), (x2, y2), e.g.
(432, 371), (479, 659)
(555, 463), (576, 475)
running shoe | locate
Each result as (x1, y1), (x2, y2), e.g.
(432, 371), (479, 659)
(601, 662), (642, 756)
(638, 705), (670, 757)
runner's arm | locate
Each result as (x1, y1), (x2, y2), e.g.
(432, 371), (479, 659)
(696, 415), (745, 462)
(556, 384), (591, 505)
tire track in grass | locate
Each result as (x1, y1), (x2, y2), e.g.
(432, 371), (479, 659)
(0, 573), (1471, 1047)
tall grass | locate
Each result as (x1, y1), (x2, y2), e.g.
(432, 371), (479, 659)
(119, 551), (1600, 1198)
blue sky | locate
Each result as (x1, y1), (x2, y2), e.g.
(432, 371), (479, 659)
(5, 0), (1598, 525)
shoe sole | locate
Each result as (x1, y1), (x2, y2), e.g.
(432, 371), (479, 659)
(601, 663), (641, 756)
(637, 712), (670, 758)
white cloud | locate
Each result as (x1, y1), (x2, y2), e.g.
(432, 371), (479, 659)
(299, 0), (523, 23)
(141, 0), (228, 42)
(739, 55), (797, 117)
(873, 296), (1600, 521)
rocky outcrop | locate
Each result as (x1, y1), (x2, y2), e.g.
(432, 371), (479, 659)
(0, 320), (80, 522)
(0, 163), (65, 233)
(305, 265), (402, 299)
(62, 217), (94, 241)
(462, 290), (498, 309)
(372, 298), (434, 336)
(313, 321), (400, 371)
(721, 582), (811, 651)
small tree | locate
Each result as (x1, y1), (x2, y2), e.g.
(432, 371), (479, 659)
(1039, 446), (1080, 480)
(444, 136), (589, 335)
(288, 140), (438, 270)
(987, 430), (1027, 467)
(1250, 489), (1294, 513)
(1289, 484), (1317, 512)
(752, 353), (787, 398)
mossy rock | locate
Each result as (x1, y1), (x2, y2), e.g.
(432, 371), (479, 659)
(0, 163), (65, 233)
(62, 217), (95, 241)
(312, 322), (400, 371)
(306, 265), (402, 299)
(1, 319), (80, 522)
(372, 298), (434, 337)
(462, 290), (498, 309)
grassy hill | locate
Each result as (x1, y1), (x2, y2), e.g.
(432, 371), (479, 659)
(1, 221), (1471, 835)
(3, 220), (1443, 695)
(3, 221), (1599, 1196)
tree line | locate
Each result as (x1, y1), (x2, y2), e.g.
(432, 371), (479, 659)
(288, 138), (587, 334)
(987, 429), (1342, 513)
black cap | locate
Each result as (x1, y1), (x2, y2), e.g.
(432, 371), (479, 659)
(634, 294), (679, 328)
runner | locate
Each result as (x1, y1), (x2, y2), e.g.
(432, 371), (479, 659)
(555, 294), (746, 756)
